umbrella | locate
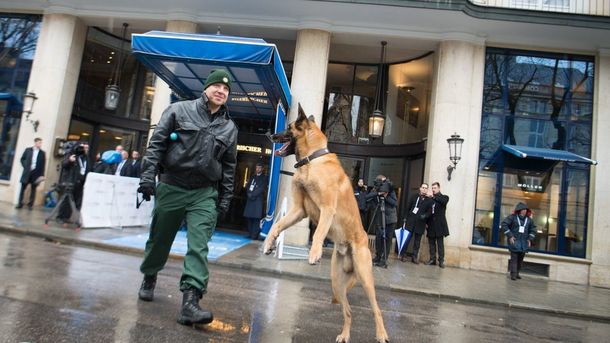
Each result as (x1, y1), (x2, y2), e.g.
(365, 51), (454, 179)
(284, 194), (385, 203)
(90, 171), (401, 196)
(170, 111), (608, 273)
(395, 221), (411, 255)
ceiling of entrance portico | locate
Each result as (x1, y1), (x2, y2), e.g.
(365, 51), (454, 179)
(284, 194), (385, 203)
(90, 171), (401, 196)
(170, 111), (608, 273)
(9, 0), (610, 56)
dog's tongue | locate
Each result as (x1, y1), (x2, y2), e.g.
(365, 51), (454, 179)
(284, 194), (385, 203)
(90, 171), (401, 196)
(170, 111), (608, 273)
(275, 142), (290, 156)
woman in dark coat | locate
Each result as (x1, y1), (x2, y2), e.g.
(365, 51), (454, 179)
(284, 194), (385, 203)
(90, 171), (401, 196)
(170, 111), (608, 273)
(243, 163), (268, 239)
(502, 202), (536, 280)
(426, 182), (449, 268)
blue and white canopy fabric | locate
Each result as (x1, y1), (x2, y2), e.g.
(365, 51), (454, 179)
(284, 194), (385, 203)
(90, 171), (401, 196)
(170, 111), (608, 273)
(484, 144), (597, 174)
(131, 31), (291, 119)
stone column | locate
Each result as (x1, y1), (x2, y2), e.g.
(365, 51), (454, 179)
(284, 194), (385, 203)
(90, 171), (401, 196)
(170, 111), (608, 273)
(148, 20), (197, 138)
(2, 13), (86, 205)
(589, 49), (610, 287)
(423, 39), (486, 267)
(277, 28), (331, 246)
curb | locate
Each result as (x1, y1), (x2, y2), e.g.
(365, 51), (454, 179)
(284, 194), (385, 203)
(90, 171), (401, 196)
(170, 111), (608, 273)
(1, 224), (608, 323)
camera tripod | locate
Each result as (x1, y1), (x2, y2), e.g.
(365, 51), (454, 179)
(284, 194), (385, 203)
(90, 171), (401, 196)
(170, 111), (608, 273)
(367, 195), (389, 269)
(44, 183), (81, 229)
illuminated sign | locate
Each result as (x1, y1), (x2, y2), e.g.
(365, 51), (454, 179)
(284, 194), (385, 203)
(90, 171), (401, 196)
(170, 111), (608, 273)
(237, 145), (272, 155)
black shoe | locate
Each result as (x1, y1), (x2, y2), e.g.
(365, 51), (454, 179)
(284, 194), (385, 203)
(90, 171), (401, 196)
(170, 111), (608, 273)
(510, 274), (517, 281)
(516, 274), (522, 279)
(27, 205), (33, 211)
(412, 256), (420, 265)
(15, 204), (23, 209)
(138, 274), (157, 301)
(438, 261), (445, 268)
(372, 256), (381, 264)
(425, 259), (436, 266)
(177, 287), (214, 325)
(374, 261), (388, 268)
(399, 255), (407, 262)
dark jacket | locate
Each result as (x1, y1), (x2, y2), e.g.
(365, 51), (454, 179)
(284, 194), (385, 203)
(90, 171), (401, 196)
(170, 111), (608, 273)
(354, 186), (368, 212)
(243, 173), (268, 219)
(141, 96), (238, 211)
(502, 202), (536, 253)
(126, 159), (141, 178)
(61, 154), (90, 185)
(427, 192), (449, 238)
(366, 190), (398, 226)
(406, 193), (433, 235)
(20, 147), (45, 183)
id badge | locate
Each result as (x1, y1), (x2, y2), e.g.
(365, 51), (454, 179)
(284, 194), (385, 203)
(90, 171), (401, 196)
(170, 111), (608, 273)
(249, 184), (255, 192)
(412, 207), (419, 214)
(519, 225), (525, 233)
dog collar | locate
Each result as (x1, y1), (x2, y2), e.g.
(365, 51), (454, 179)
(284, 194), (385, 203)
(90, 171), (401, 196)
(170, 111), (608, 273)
(294, 148), (330, 168)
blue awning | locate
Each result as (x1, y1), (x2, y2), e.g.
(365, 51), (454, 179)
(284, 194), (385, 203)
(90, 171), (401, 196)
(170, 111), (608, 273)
(484, 144), (597, 175)
(502, 145), (597, 165)
(131, 31), (292, 119)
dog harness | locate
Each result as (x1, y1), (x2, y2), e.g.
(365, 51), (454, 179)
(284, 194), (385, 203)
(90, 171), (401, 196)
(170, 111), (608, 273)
(294, 148), (330, 168)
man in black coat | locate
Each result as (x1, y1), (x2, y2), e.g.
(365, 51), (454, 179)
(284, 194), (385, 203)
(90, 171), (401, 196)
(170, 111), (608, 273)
(126, 150), (142, 178)
(17, 137), (46, 209)
(426, 181), (450, 268)
(400, 183), (432, 264)
(61, 142), (90, 210)
(243, 162), (268, 239)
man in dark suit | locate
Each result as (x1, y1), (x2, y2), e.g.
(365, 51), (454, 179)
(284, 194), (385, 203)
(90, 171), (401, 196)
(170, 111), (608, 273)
(426, 181), (450, 268)
(113, 150), (130, 176)
(126, 150), (142, 178)
(243, 162), (268, 239)
(400, 183), (433, 264)
(17, 137), (46, 210)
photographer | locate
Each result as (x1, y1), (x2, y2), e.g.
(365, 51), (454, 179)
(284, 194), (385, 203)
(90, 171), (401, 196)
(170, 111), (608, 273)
(61, 142), (90, 209)
(366, 175), (398, 268)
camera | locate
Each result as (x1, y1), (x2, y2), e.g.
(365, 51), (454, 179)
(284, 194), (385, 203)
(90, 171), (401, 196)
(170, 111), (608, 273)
(62, 141), (85, 157)
(374, 178), (392, 194)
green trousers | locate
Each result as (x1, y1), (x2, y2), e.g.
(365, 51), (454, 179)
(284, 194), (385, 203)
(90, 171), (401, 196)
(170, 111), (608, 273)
(140, 182), (218, 293)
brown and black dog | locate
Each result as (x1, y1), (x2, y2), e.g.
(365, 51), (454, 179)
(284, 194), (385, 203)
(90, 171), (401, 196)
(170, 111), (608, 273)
(262, 105), (389, 343)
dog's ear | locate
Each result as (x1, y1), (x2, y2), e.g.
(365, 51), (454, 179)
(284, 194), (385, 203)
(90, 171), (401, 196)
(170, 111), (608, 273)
(308, 115), (315, 123)
(297, 103), (307, 123)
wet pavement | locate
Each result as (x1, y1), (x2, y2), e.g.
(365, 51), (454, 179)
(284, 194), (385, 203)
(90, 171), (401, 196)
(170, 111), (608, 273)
(1, 201), (610, 324)
(1, 234), (609, 343)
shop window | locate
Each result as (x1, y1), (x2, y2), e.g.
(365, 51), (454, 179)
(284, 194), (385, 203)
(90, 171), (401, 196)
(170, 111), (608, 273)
(473, 48), (594, 258)
(0, 14), (42, 181)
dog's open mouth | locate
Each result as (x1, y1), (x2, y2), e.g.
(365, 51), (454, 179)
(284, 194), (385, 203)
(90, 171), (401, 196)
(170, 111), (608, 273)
(267, 132), (295, 157)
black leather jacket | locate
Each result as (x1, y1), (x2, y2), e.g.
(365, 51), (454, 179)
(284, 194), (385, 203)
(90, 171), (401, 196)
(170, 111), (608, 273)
(140, 96), (238, 211)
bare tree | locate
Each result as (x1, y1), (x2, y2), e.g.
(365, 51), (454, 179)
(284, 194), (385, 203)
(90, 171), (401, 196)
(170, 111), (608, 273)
(0, 16), (40, 65)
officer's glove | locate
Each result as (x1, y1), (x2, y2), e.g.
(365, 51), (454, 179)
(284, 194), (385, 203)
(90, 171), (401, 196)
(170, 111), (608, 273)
(137, 182), (156, 201)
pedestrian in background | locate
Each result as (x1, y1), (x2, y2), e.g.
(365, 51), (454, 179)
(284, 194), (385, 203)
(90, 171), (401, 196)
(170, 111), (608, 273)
(243, 162), (267, 240)
(354, 178), (368, 229)
(400, 183), (432, 263)
(502, 202), (536, 281)
(16, 137), (46, 209)
(136, 69), (238, 326)
(114, 150), (129, 176)
(426, 182), (449, 268)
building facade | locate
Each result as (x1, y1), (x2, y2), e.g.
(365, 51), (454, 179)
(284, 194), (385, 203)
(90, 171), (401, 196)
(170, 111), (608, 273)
(0, 0), (609, 287)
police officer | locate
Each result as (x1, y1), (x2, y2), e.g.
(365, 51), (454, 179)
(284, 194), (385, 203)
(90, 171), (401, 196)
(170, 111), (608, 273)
(136, 69), (238, 326)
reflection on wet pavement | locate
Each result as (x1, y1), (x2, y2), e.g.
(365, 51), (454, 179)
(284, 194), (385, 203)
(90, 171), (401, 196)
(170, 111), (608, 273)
(0, 234), (608, 342)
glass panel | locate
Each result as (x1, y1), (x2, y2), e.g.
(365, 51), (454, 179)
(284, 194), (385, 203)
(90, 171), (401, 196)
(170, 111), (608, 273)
(474, 48), (594, 257)
(368, 157), (404, 205)
(385, 54), (434, 144)
(97, 125), (136, 154)
(137, 71), (155, 120)
(67, 120), (94, 145)
(0, 100), (22, 180)
(336, 156), (365, 187)
(565, 168), (588, 258)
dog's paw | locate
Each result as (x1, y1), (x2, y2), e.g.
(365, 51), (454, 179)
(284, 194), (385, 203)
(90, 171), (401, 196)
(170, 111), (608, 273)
(335, 333), (350, 343)
(375, 331), (389, 343)
(262, 237), (276, 255)
(308, 246), (322, 265)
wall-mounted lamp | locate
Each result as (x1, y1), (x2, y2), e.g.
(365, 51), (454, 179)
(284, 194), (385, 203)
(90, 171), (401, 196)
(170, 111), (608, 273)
(447, 132), (464, 181)
(22, 92), (39, 132)
(368, 41), (387, 139)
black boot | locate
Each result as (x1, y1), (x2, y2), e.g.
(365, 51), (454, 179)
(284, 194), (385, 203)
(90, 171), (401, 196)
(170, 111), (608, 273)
(177, 287), (214, 325)
(372, 254), (381, 264)
(138, 274), (157, 301)
(425, 259), (436, 266)
(438, 260), (445, 268)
